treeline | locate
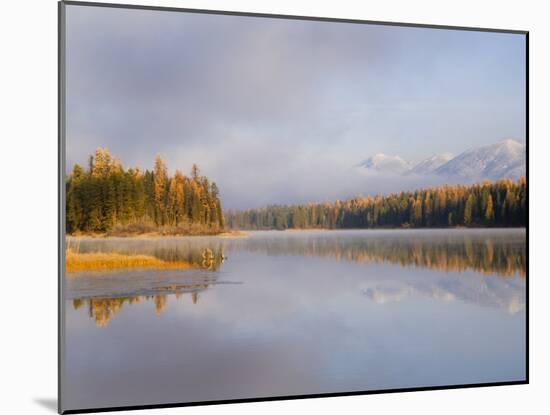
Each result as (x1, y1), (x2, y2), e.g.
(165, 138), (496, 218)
(66, 148), (224, 234)
(226, 178), (526, 230)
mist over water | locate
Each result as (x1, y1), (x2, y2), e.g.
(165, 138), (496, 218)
(63, 229), (526, 410)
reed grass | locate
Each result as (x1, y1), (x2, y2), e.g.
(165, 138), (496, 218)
(65, 241), (193, 273)
(66, 251), (193, 273)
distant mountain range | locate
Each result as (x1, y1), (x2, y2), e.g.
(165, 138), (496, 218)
(409, 153), (454, 175)
(358, 139), (526, 181)
(357, 153), (411, 174)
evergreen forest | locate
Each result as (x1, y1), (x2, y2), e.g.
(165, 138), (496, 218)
(66, 148), (224, 235)
(226, 178), (526, 230)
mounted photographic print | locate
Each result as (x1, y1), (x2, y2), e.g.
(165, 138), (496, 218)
(59, 1), (528, 413)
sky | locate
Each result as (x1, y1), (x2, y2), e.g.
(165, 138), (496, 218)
(65, 4), (526, 209)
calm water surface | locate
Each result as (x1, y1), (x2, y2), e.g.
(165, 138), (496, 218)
(63, 229), (526, 410)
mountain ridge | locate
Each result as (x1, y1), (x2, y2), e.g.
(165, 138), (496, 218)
(357, 153), (411, 175)
(434, 139), (525, 180)
(358, 139), (526, 181)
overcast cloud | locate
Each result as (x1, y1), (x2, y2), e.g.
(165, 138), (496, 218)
(65, 5), (526, 209)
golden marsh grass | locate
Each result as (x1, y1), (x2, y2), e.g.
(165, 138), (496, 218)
(66, 251), (194, 273)
(65, 241), (193, 273)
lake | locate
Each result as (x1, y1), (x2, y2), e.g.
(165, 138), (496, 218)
(62, 229), (526, 411)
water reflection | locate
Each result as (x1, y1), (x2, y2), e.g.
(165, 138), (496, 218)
(67, 267), (246, 326)
(64, 230), (526, 409)
(74, 292), (203, 327)
(67, 230), (526, 327)
(360, 274), (524, 314)
(69, 237), (226, 271)
(233, 230), (526, 278)
(69, 229), (525, 278)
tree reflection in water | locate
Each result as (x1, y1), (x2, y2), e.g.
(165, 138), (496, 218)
(234, 231), (526, 277)
(69, 230), (525, 327)
(71, 230), (525, 278)
(73, 289), (206, 327)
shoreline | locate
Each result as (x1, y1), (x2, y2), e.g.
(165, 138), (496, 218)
(66, 230), (249, 239)
(227, 226), (526, 232)
(65, 227), (525, 240)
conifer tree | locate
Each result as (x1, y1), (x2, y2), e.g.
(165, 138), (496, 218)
(225, 178), (526, 230)
(66, 149), (224, 234)
(464, 194), (474, 226)
(153, 154), (168, 226)
(485, 194), (495, 224)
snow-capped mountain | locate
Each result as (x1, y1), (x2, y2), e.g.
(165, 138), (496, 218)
(408, 153), (454, 175)
(357, 139), (526, 181)
(358, 153), (411, 175)
(434, 139), (526, 180)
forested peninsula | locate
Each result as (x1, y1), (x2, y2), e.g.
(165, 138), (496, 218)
(226, 178), (527, 230)
(66, 148), (224, 235)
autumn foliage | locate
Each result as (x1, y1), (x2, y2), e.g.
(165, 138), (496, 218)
(226, 178), (527, 230)
(66, 148), (224, 234)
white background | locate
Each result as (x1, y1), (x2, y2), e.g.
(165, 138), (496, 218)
(0, 0), (546, 414)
